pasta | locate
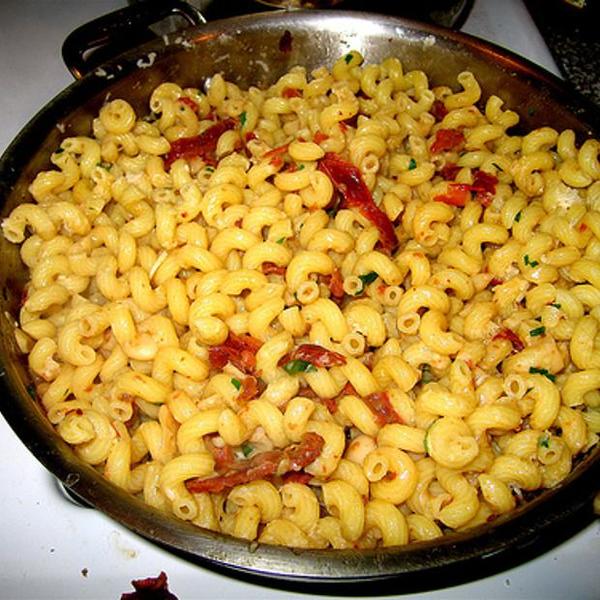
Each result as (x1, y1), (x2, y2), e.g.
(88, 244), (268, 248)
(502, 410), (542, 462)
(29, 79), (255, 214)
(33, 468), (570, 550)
(3, 50), (600, 550)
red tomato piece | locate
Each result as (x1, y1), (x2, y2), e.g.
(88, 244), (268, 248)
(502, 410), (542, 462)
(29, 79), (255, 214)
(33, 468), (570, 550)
(493, 328), (525, 352)
(279, 344), (347, 368)
(261, 262), (287, 276)
(433, 186), (470, 207)
(282, 87), (302, 98)
(430, 99), (449, 122)
(318, 153), (398, 254)
(177, 96), (199, 112)
(163, 118), (237, 169)
(430, 128), (465, 154)
(363, 391), (403, 427)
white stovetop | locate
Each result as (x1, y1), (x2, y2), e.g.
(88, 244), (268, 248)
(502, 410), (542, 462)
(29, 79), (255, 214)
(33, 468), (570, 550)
(0, 1), (598, 598)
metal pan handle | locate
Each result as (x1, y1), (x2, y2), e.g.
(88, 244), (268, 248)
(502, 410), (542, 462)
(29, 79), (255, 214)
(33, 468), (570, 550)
(62, 0), (206, 79)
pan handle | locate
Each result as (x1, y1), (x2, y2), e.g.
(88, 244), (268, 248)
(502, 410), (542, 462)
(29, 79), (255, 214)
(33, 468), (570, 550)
(62, 0), (206, 79)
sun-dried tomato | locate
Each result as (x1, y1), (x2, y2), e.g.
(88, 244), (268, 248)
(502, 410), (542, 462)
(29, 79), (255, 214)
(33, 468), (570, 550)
(186, 432), (324, 494)
(434, 186), (470, 207)
(208, 333), (263, 375)
(282, 87), (302, 98)
(493, 327), (525, 352)
(163, 118), (237, 169)
(318, 153), (398, 254)
(282, 471), (313, 485)
(286, 432), (325, 471)
(204, 435), (236, 471)
(177, 96), (198, 112)
(261, 262), (286, 276)
(279, 343), (347, 369)
(439, 162), (461, 181)
(363, 391), (403, 427)
(313, 131), (328, 144)
(430, 99), (449, 122)
(237, 376), (261, 403)
(430, 128), (465, 154)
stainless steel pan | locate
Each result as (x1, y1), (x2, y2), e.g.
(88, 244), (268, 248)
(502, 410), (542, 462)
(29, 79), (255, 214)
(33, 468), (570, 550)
(0, 8), (598, 593)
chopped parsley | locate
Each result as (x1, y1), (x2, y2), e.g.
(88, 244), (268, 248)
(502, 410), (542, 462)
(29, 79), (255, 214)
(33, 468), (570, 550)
(54, 147), (64, 154)
(538, 434), (550, 449)
(241, 442), (253, 457)
(550, 303), (561, 309)
(205, 166), (215, 173)
(239, 111), (247, 127)
(528, 367), (556, 382)
(276, 237), (286, 244)
(524, 254), (539, 268)
(515, 211), (522, 223)
(356, 271), (379, 295)
(344, 53), (353, 64)
(297, 163), (305, 170)
(408, 158), (417, 170)
(231, 378), (242, 391)
(96, 161), (112, 170)
(283, 359), (317, 375)
(530, 326), (545, 337)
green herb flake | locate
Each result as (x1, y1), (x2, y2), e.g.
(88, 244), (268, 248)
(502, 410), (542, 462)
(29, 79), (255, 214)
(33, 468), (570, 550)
(283, 359), (317, 375)
(421, 364), (434, 384)
(528, 366), (556, 382)
(523, 254), (539, 268)
(344, 53), (353, 64)
(96, 161), (112, 170)
(408, 158), (417, 171)
(527, 107), (537, 117)
(297, 163), (305, 170)
(355, 271), (379, 296)
(530, 326), (545, 337)
(492, 162), (504, 172)
(26, 383), (37, 400)
(239, 111), (247, 127)
(241, 442), (253, 457)
(231, 377), (242, 391)
(550, 303), (561, 309)
(54, 147), (64, 155)
(205, 166), (215, 173)
(538, 434), (550, 449)
(359, 271), (378, 286)
(276, 237), (286, 244)
(515, 211), (522, 223)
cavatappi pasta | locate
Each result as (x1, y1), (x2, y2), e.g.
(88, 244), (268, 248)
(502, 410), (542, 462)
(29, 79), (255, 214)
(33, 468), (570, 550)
(4, 51), (600, 549)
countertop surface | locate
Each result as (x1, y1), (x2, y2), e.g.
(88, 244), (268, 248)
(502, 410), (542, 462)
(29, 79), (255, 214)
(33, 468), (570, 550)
(0, 1), (599, 599)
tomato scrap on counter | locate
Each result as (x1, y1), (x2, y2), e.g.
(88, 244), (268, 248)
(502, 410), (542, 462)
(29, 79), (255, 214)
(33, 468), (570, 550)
(430, 128), (465, 153)
(186, 432), (325, 494)
(120, 571), (178, 600)
(278, 343), (348, 369)
(163, 118), (237, 169)
(208, 333), (263, 375)
(363, 391), (403, 426)
(318, 153), (398, 254)
(493, 327), (525, 352)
